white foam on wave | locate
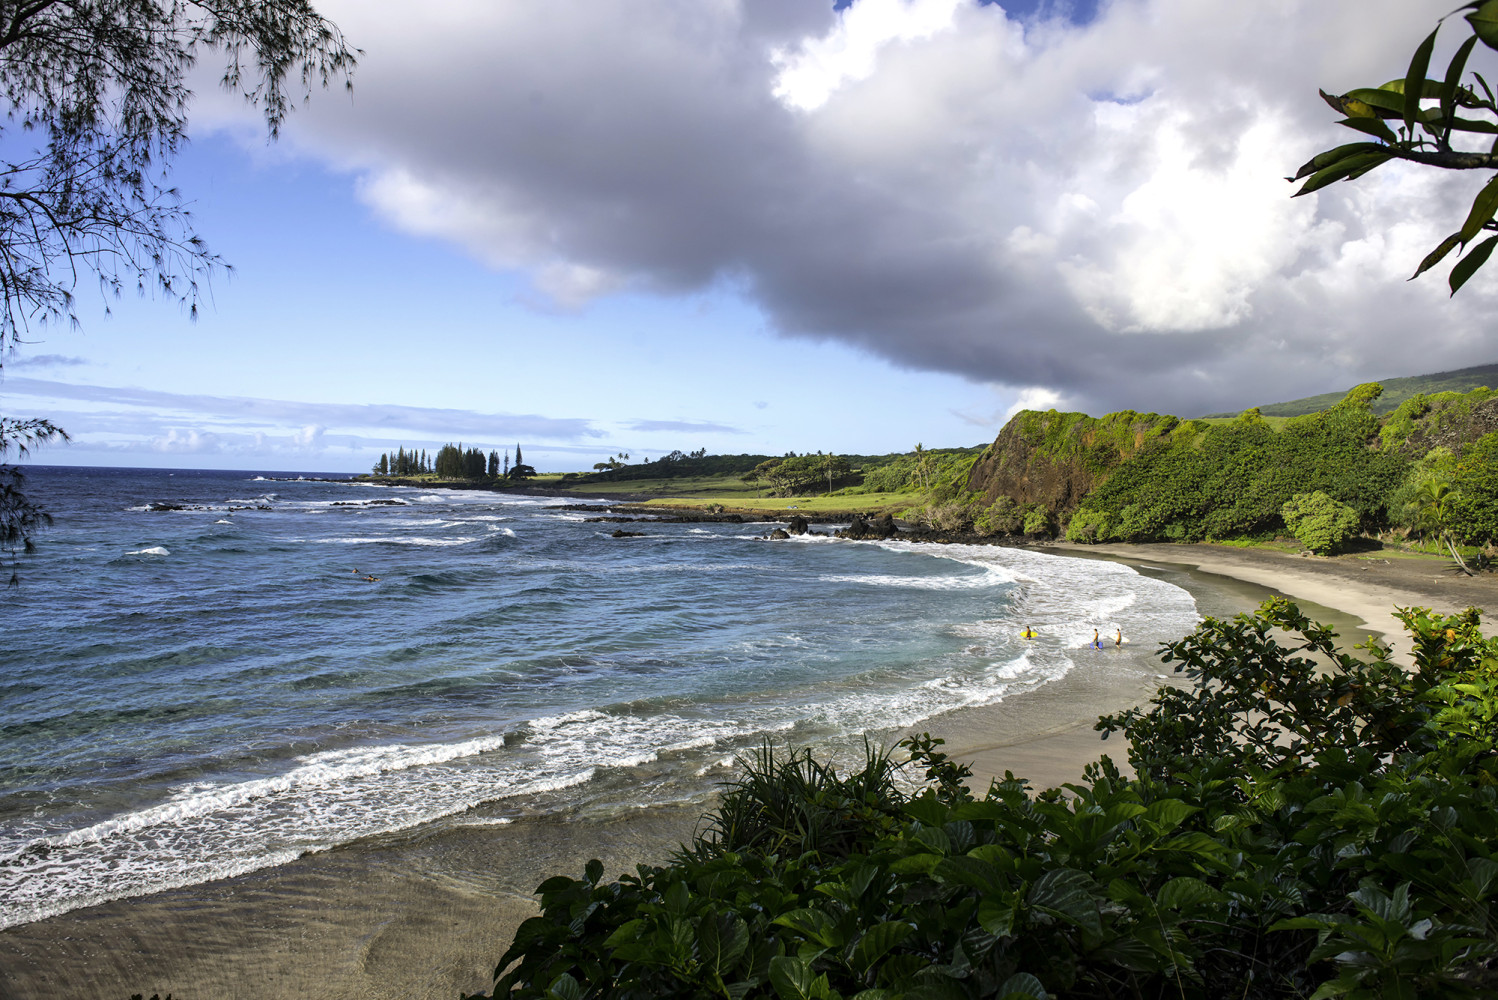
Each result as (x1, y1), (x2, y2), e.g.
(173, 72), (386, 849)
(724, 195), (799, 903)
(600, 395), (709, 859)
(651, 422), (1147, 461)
(310, 536), (478, 547)
(819, 564), (1015, 591)
(0, 702), (758, 930)
(213, 519), (233, 525)
(126, 546), (170, 556)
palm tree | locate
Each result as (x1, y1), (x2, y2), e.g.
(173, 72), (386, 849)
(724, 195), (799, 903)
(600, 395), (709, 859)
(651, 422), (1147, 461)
(1410, 479), (1473, 576)
(913, 443), (928, 492)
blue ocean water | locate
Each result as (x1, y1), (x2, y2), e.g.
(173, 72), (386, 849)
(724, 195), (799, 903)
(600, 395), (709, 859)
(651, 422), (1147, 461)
(0, 466), (1198, 929)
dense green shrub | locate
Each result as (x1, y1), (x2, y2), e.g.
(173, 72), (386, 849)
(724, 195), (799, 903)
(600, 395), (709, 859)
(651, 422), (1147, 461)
(1067, 387), (1409, 544)
(1020, 508), (1052, 537)
(974, 497), (1023, 537)
(1450, 432), (1498, 545)
(1280, 490), (1360, 554)
(473, 601), (1498, 1000)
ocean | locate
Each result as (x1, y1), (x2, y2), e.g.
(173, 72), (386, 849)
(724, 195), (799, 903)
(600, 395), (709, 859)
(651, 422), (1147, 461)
(0, 466), (1201, 932)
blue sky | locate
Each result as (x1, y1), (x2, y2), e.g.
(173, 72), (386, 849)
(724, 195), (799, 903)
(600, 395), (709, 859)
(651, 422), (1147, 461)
(4, 0), (1490, 473)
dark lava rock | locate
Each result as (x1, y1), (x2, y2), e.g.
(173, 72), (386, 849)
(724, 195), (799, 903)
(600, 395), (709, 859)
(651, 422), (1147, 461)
(611, 529), (647, 538)
(767, 528), (791, 540)
(787, 515), (809, 535)
(836, 513), (901, 540)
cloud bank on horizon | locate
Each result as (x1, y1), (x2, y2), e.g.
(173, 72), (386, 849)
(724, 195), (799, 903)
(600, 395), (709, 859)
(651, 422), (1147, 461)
(241, 0), (1489, 419)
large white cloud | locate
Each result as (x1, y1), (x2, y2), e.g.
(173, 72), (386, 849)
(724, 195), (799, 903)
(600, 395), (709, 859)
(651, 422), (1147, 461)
(261, 0), (1489, 415)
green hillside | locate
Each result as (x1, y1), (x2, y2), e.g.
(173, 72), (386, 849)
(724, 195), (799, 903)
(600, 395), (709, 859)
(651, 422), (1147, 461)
(1205, 361), (1498, 417)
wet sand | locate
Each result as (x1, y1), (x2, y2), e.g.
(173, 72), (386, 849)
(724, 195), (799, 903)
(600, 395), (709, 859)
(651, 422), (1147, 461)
(4, 542), (1491, 1000)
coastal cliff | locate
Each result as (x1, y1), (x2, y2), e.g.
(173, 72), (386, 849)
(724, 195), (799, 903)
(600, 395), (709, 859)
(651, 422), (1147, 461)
(963, 408), (1197, 519)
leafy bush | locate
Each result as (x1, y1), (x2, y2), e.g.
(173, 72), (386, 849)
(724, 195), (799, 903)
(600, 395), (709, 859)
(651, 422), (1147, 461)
(474, 602), (1498, 1000)
(974, 497), (1023, 537)
(1021, 507), (1052, 537)
(1280, 490), (1360, 554)
(1065, 387), (1409, 544)
(921, 502), (971, 532)
(1450, 432), (1498, 545)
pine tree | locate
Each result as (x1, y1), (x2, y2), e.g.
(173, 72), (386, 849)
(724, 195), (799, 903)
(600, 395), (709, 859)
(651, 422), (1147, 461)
(515, 443), (523, 467)
(504, 451), (510, 475)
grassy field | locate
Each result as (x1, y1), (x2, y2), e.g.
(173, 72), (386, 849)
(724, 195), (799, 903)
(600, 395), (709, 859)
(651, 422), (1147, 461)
(639, 491), (921, 513)
(551, 474), (763, 497)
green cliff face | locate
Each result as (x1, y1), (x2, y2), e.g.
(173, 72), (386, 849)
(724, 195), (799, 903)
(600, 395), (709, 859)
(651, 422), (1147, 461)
(963, 408), (1202, 519)
(963, 382), (1498, 547)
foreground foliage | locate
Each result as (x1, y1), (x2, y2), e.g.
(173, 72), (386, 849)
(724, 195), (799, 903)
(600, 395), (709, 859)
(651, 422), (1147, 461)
(472, 600), (1498, 1000)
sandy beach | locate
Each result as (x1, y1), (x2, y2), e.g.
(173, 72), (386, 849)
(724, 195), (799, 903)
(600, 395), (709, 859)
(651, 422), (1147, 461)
(928, 541), (1498, 791)
(4, 541), (1494, 1000)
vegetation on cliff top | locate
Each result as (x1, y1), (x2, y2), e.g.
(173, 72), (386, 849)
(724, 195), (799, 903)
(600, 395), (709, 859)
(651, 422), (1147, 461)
(949, 381), (1498, 562)
(472, 600), (1498, 999)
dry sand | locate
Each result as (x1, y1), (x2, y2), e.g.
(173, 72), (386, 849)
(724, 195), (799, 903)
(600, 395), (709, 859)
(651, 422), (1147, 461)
(5, 541), (1493, 999)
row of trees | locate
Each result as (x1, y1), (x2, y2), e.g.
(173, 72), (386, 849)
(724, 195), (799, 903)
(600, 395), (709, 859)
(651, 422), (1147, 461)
(372, 443), (535, 480)
(741, 453), (854, 497)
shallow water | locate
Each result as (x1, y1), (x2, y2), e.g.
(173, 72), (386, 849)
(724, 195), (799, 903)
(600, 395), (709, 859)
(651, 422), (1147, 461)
(0, 466), (1200, 930)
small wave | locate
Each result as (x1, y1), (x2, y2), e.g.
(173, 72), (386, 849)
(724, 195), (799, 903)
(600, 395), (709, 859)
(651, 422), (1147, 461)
(213, 519), (233, 525)
(311, 536), (478, 547)
(819, 566), (1013, 590)
(125, 546), (170, 556)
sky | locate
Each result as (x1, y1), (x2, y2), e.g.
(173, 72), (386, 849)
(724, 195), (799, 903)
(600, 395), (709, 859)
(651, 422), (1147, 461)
(3, 0), (1494, 473)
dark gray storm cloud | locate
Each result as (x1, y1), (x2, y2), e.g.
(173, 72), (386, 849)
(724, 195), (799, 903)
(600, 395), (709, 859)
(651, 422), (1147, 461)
(274, 0), (1489, 417)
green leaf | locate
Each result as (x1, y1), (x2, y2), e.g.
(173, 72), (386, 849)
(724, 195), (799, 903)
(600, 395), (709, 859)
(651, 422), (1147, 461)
(1459, 175), (1498, 243)
(1291, 142), (1386, 181)
(1141, 798), (1198, 832)
(547, 972), (584, 1000)
(584, 858), (603, 884)
(664, 878), (690, 916)
(850, 921), (914, 974)
(904, 795), (951, 827)
(996, 972), (1050, 999)
(769, 955), (819, 1000)
(1450, 234), (1498, 294)
(1443, 36), (1480, 123)
(1411, 232), (1463, 280)
(1468, 0), (1498, 51)
(603, 918), (645, 947)
(977, 898), (1016, 937)
(1344, 87), (1409, 117)
(774, 908), (838, 947)
(1336, 116), (1397, 143)
(1157, 876), (1222, 911)
(536, 875), (577, 894)
(700, 914), (751, 976)
(1028, 869), (1101, 935)
(1294, 152), (1392, 195)
(889, 853), (942, 875)
(1405, 28), (1439, 130)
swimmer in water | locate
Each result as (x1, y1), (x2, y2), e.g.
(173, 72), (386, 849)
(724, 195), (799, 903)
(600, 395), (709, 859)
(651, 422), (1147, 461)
(365, 575), (378, 582)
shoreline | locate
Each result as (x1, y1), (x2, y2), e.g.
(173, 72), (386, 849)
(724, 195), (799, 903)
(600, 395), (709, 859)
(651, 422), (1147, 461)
(6, 538), (1497, 999)
(926, 540), (1498, 791)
